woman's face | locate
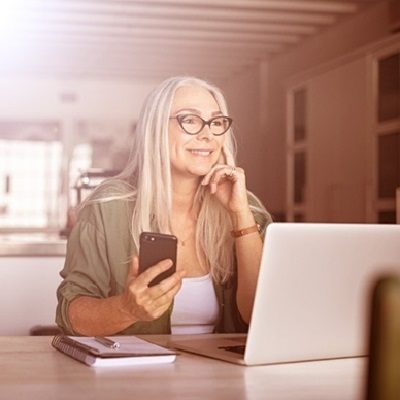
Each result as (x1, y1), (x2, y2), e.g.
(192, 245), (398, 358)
(168, 85), (226, 179)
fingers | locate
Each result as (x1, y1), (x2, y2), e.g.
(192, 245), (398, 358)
(136, 267), (185, 304)
(202, 164), (242, 193)
(148, 269), (186, 298)
(127, 271), (185, 321)
(124, 257), (139, 288)
(123, 258), (185, 322)
(144, 272), (186, 317)
(128, 256), (139, 279)
(136, 258), (174, 287)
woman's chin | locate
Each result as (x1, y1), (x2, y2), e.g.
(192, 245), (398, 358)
(171, 161), (215, 179)
(188, 164), (214, 177)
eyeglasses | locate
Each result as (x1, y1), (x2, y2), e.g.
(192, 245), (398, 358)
(169, 114), (233, 136)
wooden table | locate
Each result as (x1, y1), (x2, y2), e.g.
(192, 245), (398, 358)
(0, 336), (367, 400)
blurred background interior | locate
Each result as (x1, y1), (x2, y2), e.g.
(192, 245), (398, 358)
(0, 0), (399, 235)
(0, 0), (399, 334)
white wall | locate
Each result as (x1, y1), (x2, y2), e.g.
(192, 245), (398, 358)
(0, 256), (64, 335)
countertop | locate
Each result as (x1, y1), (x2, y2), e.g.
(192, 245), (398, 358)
(0, 234), (67, 256)
(0, 335), (367, 400)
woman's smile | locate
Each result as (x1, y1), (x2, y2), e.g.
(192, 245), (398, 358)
(187, 148), (214, 157)
(169, 85), (225, 178)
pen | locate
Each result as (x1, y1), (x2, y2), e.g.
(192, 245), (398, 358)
(94, 336), (120, 350)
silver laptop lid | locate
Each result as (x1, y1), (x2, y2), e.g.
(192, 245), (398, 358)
(245, 223), (400, 365)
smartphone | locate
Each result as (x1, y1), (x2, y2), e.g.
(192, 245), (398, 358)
(139, 232), (178, 287)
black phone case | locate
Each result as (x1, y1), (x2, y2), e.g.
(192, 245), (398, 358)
(139, 232), (177, 287)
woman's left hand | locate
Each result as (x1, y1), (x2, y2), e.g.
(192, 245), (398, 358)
(201, 146), (249, 214)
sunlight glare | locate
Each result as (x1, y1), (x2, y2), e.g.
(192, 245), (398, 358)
(0, 0), (25, 42)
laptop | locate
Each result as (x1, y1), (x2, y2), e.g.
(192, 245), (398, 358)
(170, 223), (400, 365)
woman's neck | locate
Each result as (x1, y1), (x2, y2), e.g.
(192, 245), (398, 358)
(171, 175), (200, 217)
(170, 175), (202, 250)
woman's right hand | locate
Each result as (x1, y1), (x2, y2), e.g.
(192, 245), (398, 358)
(120, 257), (185, 322)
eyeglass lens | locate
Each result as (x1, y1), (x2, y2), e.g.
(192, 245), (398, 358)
(178, 114), (231, 135)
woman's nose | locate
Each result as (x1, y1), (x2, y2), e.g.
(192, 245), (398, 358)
(196, 124), (213, 140)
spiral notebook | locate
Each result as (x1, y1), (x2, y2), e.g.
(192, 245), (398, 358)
(52, 335), (177, 367)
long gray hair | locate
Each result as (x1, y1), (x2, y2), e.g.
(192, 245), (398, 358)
(91, 76), (265, 283)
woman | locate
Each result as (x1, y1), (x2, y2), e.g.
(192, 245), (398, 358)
(56, 76), (272, 336)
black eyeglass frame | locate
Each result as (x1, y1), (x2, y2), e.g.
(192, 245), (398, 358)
(169, 113), (233, 136)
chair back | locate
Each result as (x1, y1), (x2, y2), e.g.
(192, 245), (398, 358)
(366, 275), (400, 400)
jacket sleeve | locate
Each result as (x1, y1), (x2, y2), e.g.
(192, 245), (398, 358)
(55, 205), (112, 334)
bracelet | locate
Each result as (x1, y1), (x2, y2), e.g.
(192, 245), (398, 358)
(231, 224), (260, 238)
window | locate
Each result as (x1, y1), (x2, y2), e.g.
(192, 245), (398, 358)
(0, 121), (62, 230)
(287, 88), (308, 221)
(294, 151), (306, 204)
(69, 143), (93, 206)
(378, 132), (400, 199)
(372, 49), (400, 223)
(0, 119), (133, 232)
(294, 89), (307, 142)
(378, 54), (400, 123)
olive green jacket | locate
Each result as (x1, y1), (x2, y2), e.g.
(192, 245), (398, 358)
(56, 183), (271, 335)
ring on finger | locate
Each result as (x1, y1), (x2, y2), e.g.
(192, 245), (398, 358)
(227, 166), (236, 177)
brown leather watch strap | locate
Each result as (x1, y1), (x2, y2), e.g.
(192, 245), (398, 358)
(231, 224), (260, 238)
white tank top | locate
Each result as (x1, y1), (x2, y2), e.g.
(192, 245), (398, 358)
(171, 273), (219, 334)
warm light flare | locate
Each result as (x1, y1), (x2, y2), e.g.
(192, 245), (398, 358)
(0, 0), (24, 42)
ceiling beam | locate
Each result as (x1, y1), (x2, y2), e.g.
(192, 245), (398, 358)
(13, 23), (301, 45)
(0, 40), (268, 62)
(1, 47), (258, 71)
(18, 10), (319, 36)
(25, 1), (338, 25)
(120, 0), (360, 13)
(2, 45), (263, 65)
(11, 30), (285, 52)
(0, 62), (234, 81)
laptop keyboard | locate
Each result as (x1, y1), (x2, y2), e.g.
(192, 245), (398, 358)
(218, 345), (246, 355)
